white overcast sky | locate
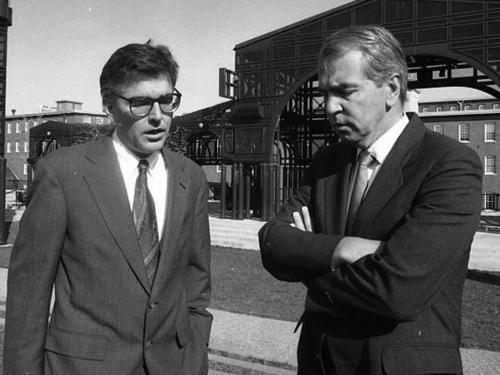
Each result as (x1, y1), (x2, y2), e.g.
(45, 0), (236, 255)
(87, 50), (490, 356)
(6, 0), (490, 116)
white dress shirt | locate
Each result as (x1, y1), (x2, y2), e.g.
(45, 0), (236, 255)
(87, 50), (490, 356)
(348, 114), (409, 209)
(112, 131), (168, 238)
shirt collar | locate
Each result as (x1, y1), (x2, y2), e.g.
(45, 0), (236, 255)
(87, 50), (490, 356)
(366, 114), (409, 165)
(112, 130), (160, 177)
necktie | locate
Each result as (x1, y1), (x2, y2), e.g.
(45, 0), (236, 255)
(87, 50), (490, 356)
(346, 150), (376, 232)
(133, 159), (160, 286)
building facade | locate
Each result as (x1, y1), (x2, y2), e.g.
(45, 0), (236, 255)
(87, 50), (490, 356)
(5, 100), (110, 189)
(418, 97), (500, 210)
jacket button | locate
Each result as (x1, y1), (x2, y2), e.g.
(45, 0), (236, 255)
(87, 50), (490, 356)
(149, 302), (156, 309)
(146, 340), (153, 349)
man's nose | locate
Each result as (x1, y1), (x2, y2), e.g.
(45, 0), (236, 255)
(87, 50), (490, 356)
(148, 102), (163, 122)
(325, 95), (342, 115)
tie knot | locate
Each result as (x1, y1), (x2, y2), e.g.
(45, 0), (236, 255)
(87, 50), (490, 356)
(138, 159), (149, 172)
(358, 150), (374, 167)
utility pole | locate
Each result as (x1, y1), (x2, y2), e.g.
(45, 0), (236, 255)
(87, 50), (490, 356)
(0, 0), (12, 244)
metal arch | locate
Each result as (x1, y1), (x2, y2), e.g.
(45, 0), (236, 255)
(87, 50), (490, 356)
(406, 47), (500, 99)
(264, 66), (319, 163)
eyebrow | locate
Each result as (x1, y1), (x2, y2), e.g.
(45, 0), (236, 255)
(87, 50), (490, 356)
(319, 82), (358, 93)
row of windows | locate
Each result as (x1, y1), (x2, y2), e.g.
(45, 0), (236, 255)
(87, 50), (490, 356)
(422, 103), (500, 113)
(6, 121), (37, 134)
(5, 142), (28, 153)
(432, 123), (496, 142)
(6, 116), (105, 133)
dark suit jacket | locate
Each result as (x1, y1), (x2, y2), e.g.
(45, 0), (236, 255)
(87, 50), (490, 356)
(259, 114), (482, 375)
(4, 136), (212, 375)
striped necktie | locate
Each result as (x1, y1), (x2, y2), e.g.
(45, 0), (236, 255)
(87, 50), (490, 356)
(133, 159), (160, 286)
(346, 150), (376, 233)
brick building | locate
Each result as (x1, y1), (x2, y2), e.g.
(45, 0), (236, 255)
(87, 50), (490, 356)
(5, 100), (110, 189)
(418, 97), (500, 210)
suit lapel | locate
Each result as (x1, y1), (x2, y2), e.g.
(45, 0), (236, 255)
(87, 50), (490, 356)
(322, 146), (356, 234)
(353, 114), (426, 233)
(151, 149), (189, 294)
(81, 137), (151, 293)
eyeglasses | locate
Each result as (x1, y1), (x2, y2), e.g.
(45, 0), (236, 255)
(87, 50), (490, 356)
(113, 89), (182, 118)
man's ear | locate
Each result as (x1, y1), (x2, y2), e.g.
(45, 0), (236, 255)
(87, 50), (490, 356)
(385, 74), (402, 108)
(103, 103), (115, 122)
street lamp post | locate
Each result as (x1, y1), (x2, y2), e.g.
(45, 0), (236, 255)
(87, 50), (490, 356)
(0, 0), (12, 244)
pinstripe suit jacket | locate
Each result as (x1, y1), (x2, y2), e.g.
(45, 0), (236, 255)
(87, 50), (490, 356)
(4, 136), (212, 375)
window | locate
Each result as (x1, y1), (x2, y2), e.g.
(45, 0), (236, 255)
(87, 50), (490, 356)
(436, 106), (442, 112)
(24, 141), (29, 153)
(6, 142), (10, 153)
(82, 116), (91, 123)
(33, 120), (38, 127)
(422, 107), (429, 113)
(96, 117), (104, 125)
(24, 122), (29, 132)
(450, 105), (458, 111)
(485, 123), (496, 142)
(485, 155), (496, 175)
(494, 104), (500, 109)
(464, 104), (472, 110)
(15, 122), (21, 133)
(483, 193), (497, 210)
(15, 142), (19, 152)
(23, 163), (28, 175)
(433, 124), (444, 134)
(458, 124), (469, 142)
(7, 123), (11, 134)
(478, 104), (486, 110)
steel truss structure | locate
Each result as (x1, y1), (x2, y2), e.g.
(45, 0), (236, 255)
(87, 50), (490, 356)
(174, 0), (500, 219)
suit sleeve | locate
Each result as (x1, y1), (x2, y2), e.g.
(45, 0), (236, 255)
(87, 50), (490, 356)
(259, 150), (344, 281)
(4, 157), (67, 375)
(183, 168), (212, 374)
(308, 147), (483, 321)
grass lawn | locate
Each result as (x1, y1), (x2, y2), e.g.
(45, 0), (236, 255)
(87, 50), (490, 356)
(210, 246), (500, 352)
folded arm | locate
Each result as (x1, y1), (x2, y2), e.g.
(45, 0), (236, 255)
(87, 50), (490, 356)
(260, 145), (482, 321)
(291, 206), (382, 268)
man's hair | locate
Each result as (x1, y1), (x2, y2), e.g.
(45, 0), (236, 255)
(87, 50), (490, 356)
(318, 25), (408, 103)
(100, 40), (179, 105)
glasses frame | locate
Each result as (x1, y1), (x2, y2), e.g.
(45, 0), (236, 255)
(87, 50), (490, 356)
(113, 89), (182, 118)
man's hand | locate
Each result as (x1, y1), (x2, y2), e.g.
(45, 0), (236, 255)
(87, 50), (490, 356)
(332, 236), (382, 268)
(290, 206), (382, 269)
(291, 206), (313, 232)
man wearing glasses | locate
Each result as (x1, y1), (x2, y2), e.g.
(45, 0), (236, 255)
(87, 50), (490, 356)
(4, 41), (212, 375)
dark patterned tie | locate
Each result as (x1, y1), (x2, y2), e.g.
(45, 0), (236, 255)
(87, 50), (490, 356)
(133, 159), (160, 286)
(346, 150), (376, 233)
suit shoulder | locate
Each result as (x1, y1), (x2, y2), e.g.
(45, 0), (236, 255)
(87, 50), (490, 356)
(163, 149), (206, 178)
(422, 127), (480, 162)
(36, 139), (97, 168)
(310, 141), (354, 167)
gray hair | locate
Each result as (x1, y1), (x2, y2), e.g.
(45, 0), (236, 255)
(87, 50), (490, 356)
(318, 25), (408, 104)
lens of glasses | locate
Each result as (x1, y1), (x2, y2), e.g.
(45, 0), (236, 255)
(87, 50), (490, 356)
(129, 93), (181, 117)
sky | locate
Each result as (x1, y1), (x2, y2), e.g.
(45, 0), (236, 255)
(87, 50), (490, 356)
(5, 0), (490, 116)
